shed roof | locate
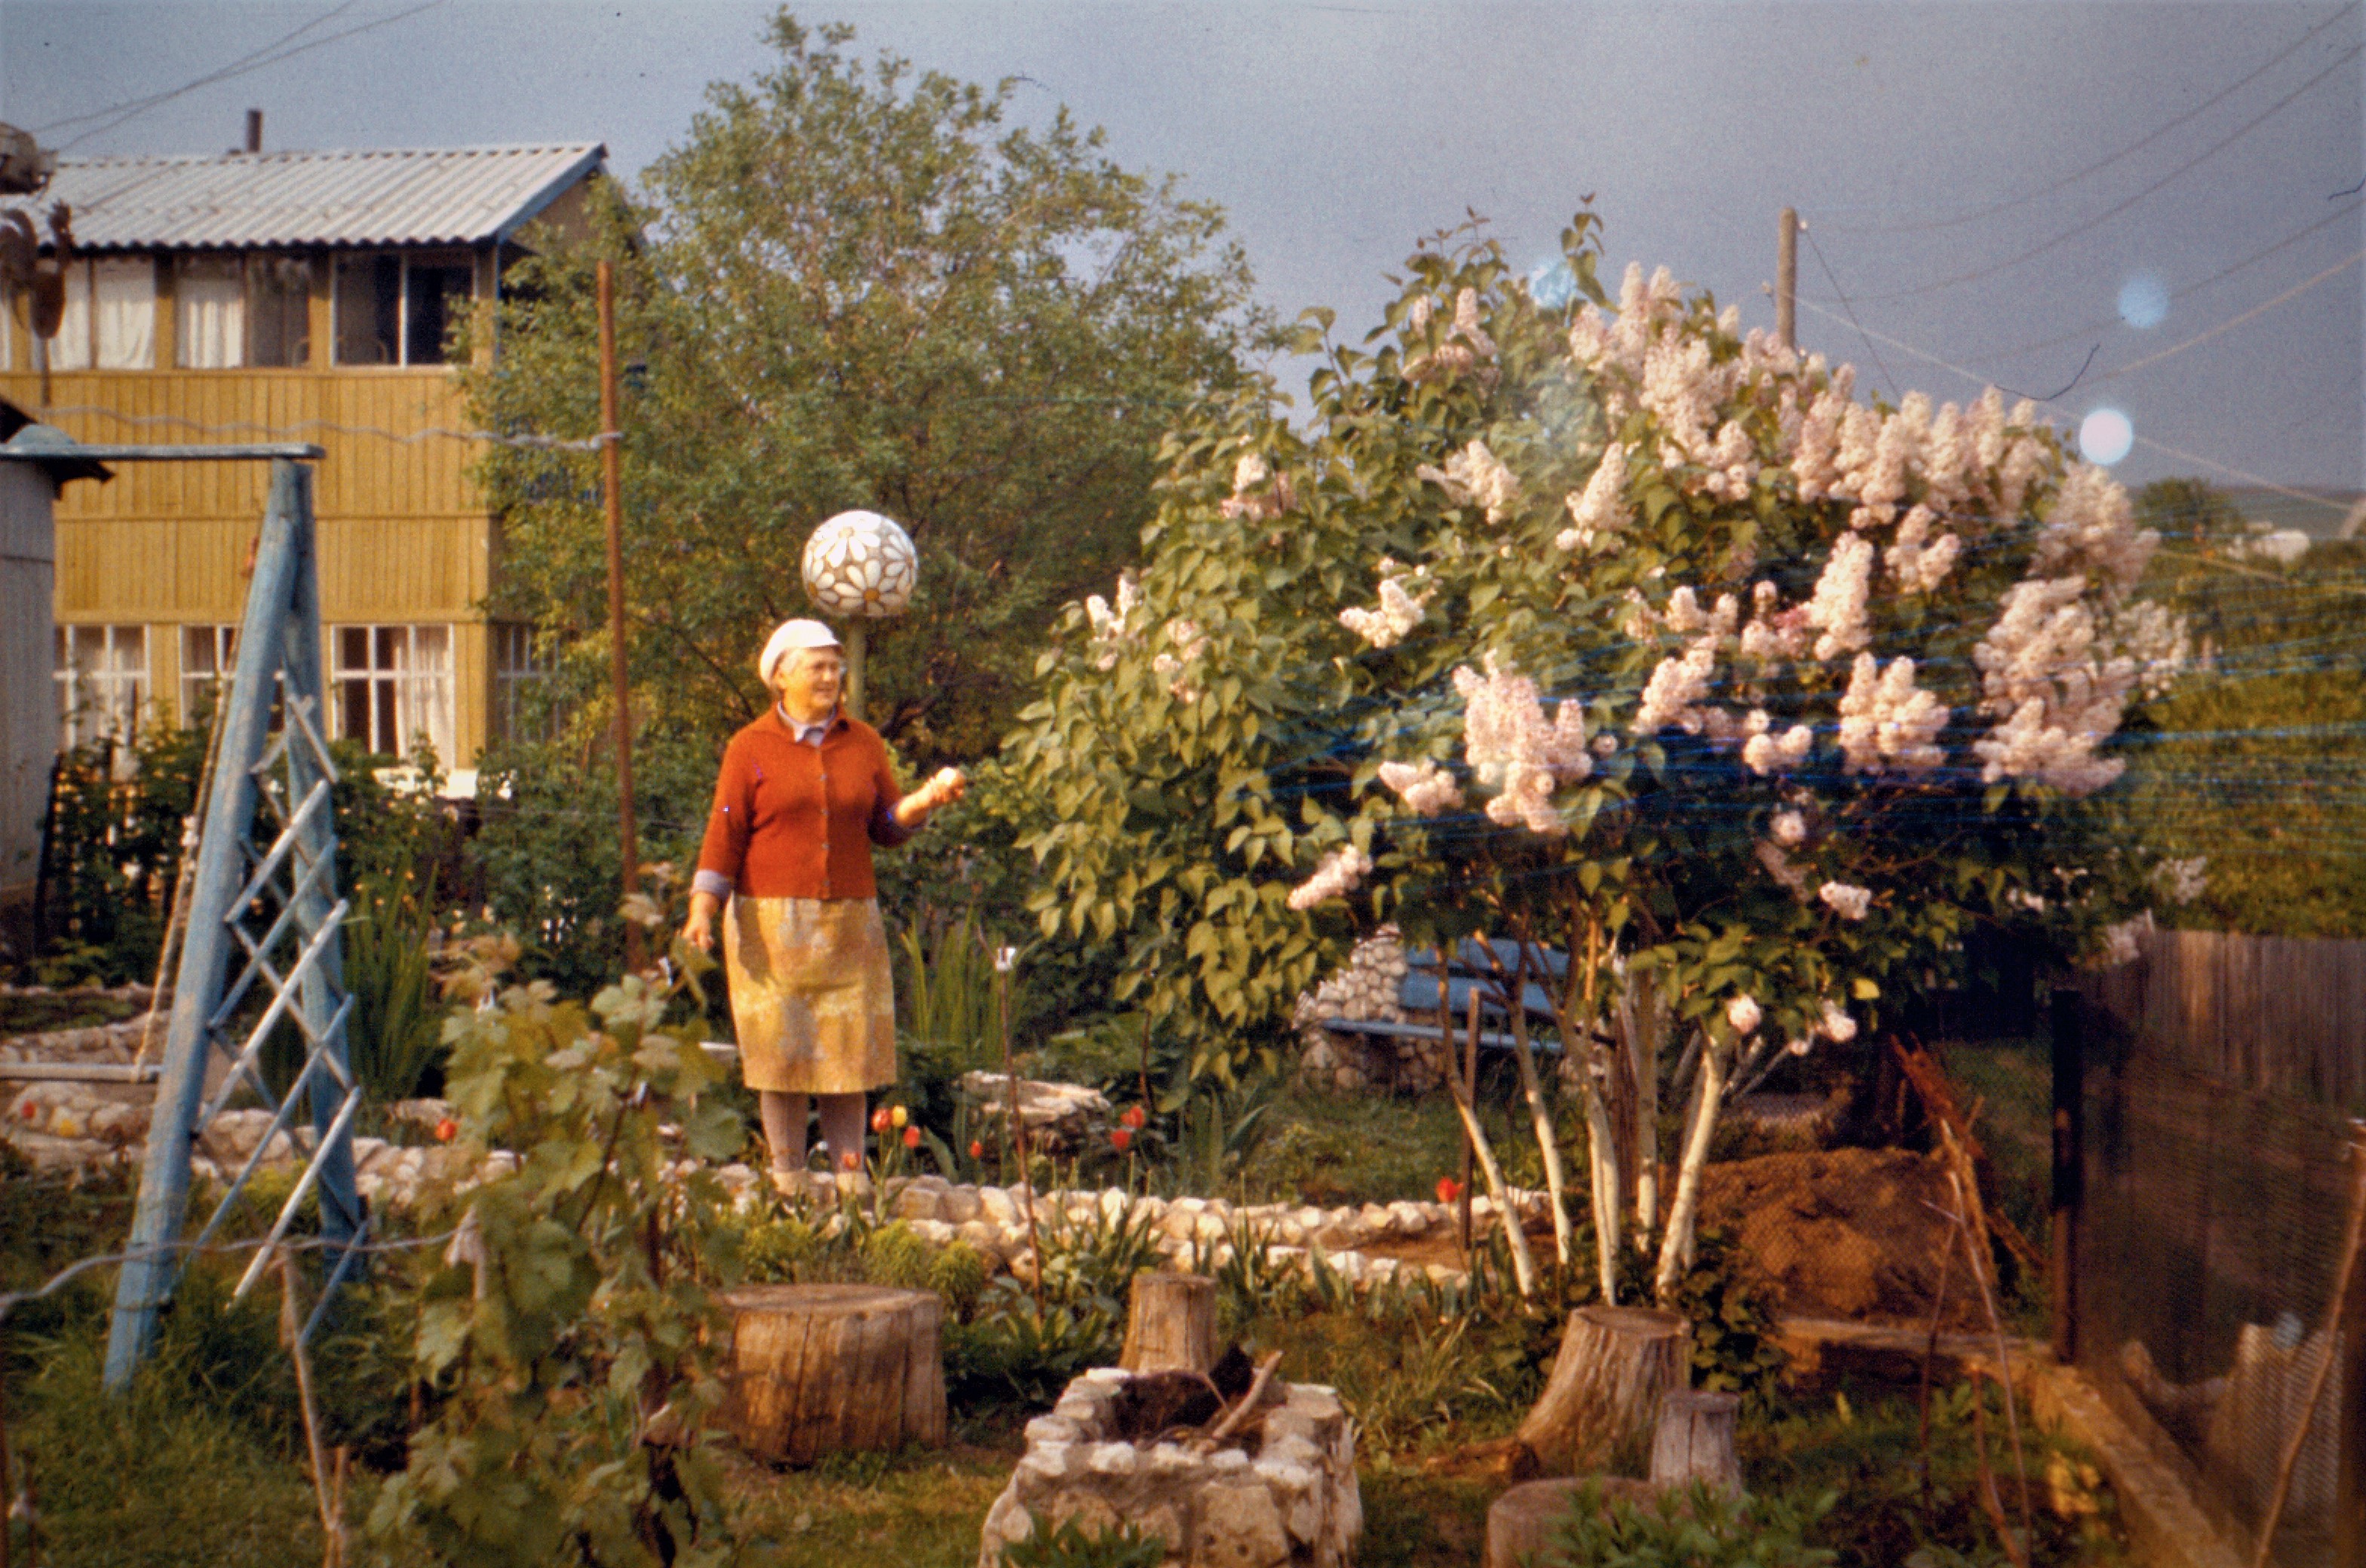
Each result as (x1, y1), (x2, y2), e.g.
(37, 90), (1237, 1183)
(10, 143), (605, 253)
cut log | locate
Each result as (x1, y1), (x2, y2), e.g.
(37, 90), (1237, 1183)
(1514, 1305), (1689, 1474)
(1483, 1477), (1673, 1568)
(722, 1284), (946, 1465)
(1649, 1389), (1741, 1494)
(1120, 1271), (1217, 1375)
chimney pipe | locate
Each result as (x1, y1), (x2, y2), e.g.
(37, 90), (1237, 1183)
(244, 109), (262, 155)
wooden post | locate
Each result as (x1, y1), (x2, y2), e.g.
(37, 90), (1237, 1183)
(1121, 1272), (1217, 1375)
(596, 259), (641, 971)
(843, 618), (867, 724)
(1649, 1389), (1741, 1494)
(1776, 207), (1800, 350)
(723, 1284), (947, 1464)
(2049, 988), (2085, 1365)
(1460, 984), (1478, 1248)
(1515, 1305), (1689, 1473)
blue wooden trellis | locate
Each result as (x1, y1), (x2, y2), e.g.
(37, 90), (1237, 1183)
(1, 431), (363, 1389)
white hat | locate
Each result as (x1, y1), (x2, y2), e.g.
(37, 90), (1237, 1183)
(758, 618), (842, 686)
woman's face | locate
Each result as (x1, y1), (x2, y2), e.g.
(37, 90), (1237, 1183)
(775, 647), (845, 723)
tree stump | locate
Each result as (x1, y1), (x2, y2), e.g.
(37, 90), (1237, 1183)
(722, 1284), (947, 1465)
(1119, 1271), (1217, 1374)
(1483, 1477), (1668, 1568)
(1514, 1306), (1689, 1473)
(1649, 1389), (1741, 1494)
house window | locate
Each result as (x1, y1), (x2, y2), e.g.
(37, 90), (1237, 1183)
(51, 258), (157, 370)
(333, 250), (473, 366)
(180, 624), (239, 718)
(54, 624), (149, 747)
(175, 254), (312, 369)
(491, 623), (552, 741)
(330, 624), (453, 761)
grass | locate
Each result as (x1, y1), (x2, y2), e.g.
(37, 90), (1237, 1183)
(0, 989), (142, 1037)
(1237, 1067), (1538, 1209)
(1943, 1036), (2056, 1258)
(722, 1441), (1023, 1568)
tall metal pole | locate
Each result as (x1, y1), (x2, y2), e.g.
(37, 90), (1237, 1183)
(1776, 207), (1800, 351)
(597, 261), (642, 969)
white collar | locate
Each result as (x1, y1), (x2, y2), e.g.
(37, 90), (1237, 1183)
(778, 704), (837, 744)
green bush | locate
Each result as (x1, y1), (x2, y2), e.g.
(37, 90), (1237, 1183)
(1544, 1480), (1837, 1568)
(1002, 1516), (1170, 1568)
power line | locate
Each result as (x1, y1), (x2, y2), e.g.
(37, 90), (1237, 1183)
(1800, 226), (1899, 400)
(2089, 247), (2364, 385)
(33, 0), (367, 135)
(1849, 43), (2362, 305)
(1821, 7), (2361, 238)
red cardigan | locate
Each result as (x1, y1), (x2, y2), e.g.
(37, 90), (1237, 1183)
(695, 709), (913, 901)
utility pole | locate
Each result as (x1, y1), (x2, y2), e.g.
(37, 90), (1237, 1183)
(597, 260), (643, 971)
(1777, 207), (1799, 351)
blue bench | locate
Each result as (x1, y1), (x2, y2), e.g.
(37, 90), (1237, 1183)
(1320, 938), (1567, 1054)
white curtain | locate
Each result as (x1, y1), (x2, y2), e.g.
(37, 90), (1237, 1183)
(93, 258), (155, 370)
(52, 265), (91, 370)
(176, 258), (244, 368)
(402, 625), (456, 763)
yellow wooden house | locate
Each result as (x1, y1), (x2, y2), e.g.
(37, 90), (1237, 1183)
(0, 141), (606, 776)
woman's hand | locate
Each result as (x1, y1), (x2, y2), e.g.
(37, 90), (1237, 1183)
(681, 891), (722, 953)
(895, 767), (968, 827)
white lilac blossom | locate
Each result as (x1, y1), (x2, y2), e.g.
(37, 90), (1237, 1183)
(1742, 717), (1814, 777)
(1287, 842), (1373, 912)
(1818, 999), (1858, 1042)
(1453, 658), (1593, 834)
(1756, 839), (1809, 894)
(1804, 532), (1876, 661)
(1886, 505), (1962, 594)
(1083, 572), (1142, 670)
(1836, 654), (1949, 775)
(2153, 857), (2208, 905)
(1631, 634), (1719, 737)
(2091, 919), (2144, 968)
(2033, 463), (2156, 591)
(1339, 575), (1432, 649)
(1218, 450), (1294, 522)
(1417, 440), (1524, 523)
(1970, 576), (2137, 796)
(1557, 443), (1631, 551)
(1404, 287), (1500, 387)
(1770, 809), (1808, 847)
(1376, 759), (1465, 816)
(1152, 618), (1209, 702)
(1726, 994), (1763, 1035)
(1818, 881), (1872, 921)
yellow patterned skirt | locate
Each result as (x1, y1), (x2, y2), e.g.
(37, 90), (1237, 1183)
(722, 895), (898, 1094)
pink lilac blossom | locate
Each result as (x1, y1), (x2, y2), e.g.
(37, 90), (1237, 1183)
(1726, 994), (1763, 1035)
(1151, 618), (1210, 703)
(2153, 857), (2208, 905)
(1287, 843), (1373, 912)
(1083, 572), (1141, 670)
(1836, 654), (1949, 775)
(1376, 759), (1465, 816)
(1818, 1000), (1858, 1043)
(1403, 287), (1501, 388)
(1756, 839), (1809, 894)
(1558, 444), (1632, 551)
(1770, 809), (1807, 847)
(1631, 634), (1720, 736)
(1416, 440), (1524, 523)
(1885, 505), (1963, 594)
(1818, 881), (1872, 921)
(1450, 658), (1593, 834)
(1805, 532), (1876, 661)
(1218, 450), (1294, 522)
(1339, 576), (1432, 649)
(2034, 464), (2156, 591)
(1742, 722), (1815, 776)
(1970, 575), (2136, 796)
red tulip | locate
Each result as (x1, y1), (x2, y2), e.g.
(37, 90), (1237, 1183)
(968, 1139), (986, 1160)
(870, 1106), (893, 1134)
(902, 1125), (921, 1149)
(434, 1117), (459, 1143)
(1120, 1105), (1146, 1130)
(17, 1100), (37, 1122)
(1110, 1127), (1133, 1152)
(1435, 1177), (1462, 1206)
(841, 1149), (862, 1171)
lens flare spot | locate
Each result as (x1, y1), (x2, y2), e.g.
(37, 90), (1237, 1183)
(2079, 407), (2134, 465)
(2117, 273), (2169, 330)
(1528, 259), (1577, 311)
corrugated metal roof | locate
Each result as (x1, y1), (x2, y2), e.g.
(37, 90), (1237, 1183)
(8, 143), (605, 252)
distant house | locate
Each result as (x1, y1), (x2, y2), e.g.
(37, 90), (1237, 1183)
(0, 141), (607, 770)
(0, 396), (108, 944)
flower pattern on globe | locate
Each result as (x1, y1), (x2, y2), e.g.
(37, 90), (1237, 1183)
(802, 510), (918, 618)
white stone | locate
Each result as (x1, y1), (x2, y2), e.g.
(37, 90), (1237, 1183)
(1023, 1416), (1079, 1446)
(1086, 1443), (1137, 1477)
(908, 1219), (956, 1246)
(940, 1186), (983, 1225)
(1018, 1442), (1074, 1481)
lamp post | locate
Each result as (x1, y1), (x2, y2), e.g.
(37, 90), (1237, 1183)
(799, 509), (917, 722)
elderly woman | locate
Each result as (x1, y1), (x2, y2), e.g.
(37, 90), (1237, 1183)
(682, 618), (965, 1182)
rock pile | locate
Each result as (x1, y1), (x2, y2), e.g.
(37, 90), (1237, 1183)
(1290, 930), (1451, 1095)
(958, 1073), (1115, 1155)
(977, 1367), (1360, 1568)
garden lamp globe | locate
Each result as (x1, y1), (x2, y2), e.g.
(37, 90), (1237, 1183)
(800, 508), (917, 720)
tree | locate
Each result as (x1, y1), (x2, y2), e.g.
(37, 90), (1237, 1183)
(999, 216), (2191, 1301)
(465, 11), (1270, 769)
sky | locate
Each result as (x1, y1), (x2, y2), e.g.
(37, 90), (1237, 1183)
(4, 0), (2361, 516)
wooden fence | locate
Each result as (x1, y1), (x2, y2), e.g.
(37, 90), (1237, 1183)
(2079, 925), (2366, 1111)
